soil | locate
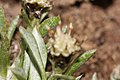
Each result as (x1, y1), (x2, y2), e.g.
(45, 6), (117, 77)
(0, 0), (120, 80)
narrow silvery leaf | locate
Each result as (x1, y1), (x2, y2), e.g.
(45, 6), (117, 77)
(7, 53), (24, 80)
(23, 51), (31, 78)
(32, 27), (47, 68)
(23, 51), (41, 80)
(28, 63), (41, 80)
(7, 15), (19, 42)
(10, 67), (27, 80)
(19, 27), (47, 80)
(7, 65), (17, 80)
(65, 49), (96, 75)
(7, 69), (14, 80)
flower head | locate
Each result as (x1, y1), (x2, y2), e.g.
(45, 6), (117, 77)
(47, 23), (80, 57)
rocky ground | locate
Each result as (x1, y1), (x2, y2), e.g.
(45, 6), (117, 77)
(0, 0), (120, 80)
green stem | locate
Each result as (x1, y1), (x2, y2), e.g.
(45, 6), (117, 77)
(48, 58), (56, 80)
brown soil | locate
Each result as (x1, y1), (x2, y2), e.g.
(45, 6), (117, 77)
(1, 0), (120, 80)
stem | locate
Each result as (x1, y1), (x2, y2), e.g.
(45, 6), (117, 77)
(48, 58), (56, 80)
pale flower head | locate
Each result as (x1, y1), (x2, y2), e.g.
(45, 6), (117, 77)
(47, 23), (80, 57)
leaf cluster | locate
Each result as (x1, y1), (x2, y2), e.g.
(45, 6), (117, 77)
(0, 0), (96, 80)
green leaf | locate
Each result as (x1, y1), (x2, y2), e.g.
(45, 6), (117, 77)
(7, 50), (25, 80)
(0, 8), (10, 80)
(0, 7), (6, 32)
(23, 51), (41, 80)
(7, 55), (24, 80)
(0, 7), (10, 79)
(7, 66), (18, 80)
(21, 9), (31, 28)
(65, 49), (96, 75)
(7, 48), (30, 80)
(10, 67), (27, 80)
(39, 16), (60, 37)
(7, 15), (19, 42)
(11, 50), (24, 68)
(19, 27), (47, 80)
(0, 41), (9, 79)
(8, 51), (41, 80)
(7, 70), (15, 80)
(21, 51), (30, 79)
(32, 27), (47, 68)
(28, 62), (41, 80)
(0, 35), (9, 80)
